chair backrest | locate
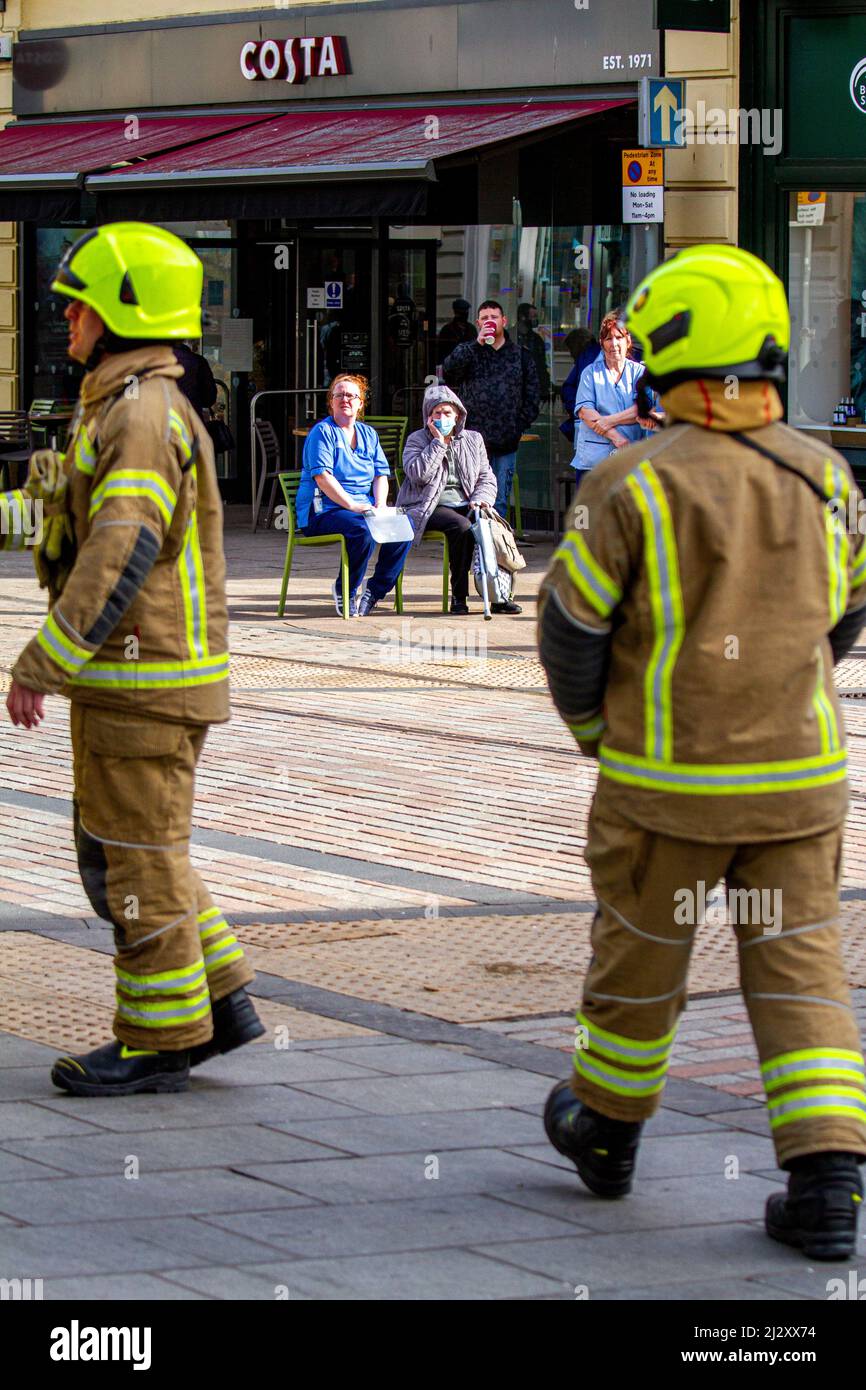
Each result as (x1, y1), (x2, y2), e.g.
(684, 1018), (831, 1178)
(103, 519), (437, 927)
(0, 410), (31, 445)
(277, 471), (301, 540)
(254, 419), (282, 474)
(364, 415), (408, 472)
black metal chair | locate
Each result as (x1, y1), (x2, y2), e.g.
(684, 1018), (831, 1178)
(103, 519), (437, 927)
(0, 411), (32, 489)
(252, 419), (283, 532)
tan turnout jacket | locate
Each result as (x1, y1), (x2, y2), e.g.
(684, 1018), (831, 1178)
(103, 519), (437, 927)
(539, 380), (866, 842)
(13, 346), (229, 724)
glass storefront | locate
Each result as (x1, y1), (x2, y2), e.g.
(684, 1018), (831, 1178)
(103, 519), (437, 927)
(787, 192), (866, 475)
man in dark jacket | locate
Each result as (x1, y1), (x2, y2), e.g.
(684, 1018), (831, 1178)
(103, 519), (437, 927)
(174, 342), (218, 419)
(442, 299), (541, 518)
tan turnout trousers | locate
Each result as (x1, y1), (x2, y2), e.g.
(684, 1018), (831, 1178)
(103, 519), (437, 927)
(70, 705), (253, 1051)
(575, 799), (866, 1167)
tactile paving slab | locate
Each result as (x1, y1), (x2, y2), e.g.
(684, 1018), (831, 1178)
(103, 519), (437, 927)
(0, 934), (374, 1050)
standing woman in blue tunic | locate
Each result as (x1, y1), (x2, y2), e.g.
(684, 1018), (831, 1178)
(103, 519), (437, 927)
(571, 311), (653, 487)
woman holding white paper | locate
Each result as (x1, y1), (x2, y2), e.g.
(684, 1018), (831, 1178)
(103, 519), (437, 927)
(295, 372), (411, 617)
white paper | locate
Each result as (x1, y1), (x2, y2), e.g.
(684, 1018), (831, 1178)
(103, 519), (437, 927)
(363, 507), (414, 544)
(220, 317), (254, 371)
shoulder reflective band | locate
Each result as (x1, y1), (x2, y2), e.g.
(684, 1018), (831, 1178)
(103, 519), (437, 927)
(625, 461), (684, 763)
(89, 470), (177, 527)
(69, 652), (229, 688)
(598, 745), (847, 794)
(824, 460), (850, 625)
(169, 408), (193, 463)
(36, 611), (93, 676)
(853, 541), (866, 591)
(73, 427), (97, 476)
(761, 1048), (865, 1093)
(552, 529), (622, 619)
(767, 1085), (866, 1131)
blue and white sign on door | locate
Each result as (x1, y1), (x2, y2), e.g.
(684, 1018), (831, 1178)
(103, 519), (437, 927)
(647, 78), (686, 147)
(325, 281), (343, 309)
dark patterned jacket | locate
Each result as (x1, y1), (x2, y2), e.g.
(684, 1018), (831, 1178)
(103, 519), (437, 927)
(442, 334), (541, 455)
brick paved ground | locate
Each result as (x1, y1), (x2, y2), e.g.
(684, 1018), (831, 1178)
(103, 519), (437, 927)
(0, 517), (864, 1300)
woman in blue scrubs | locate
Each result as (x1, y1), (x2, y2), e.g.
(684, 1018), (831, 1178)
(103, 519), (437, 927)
(296, 373), (411, 617)
(571, 311), (655, 485)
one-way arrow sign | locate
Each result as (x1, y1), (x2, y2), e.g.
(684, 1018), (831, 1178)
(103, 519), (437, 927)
(647, 78), (686, 147)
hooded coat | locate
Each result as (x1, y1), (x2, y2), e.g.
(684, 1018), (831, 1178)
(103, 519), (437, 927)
(396, 384), (497, 546)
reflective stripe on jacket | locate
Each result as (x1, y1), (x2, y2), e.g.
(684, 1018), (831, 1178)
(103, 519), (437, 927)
(538, 379), (866, 842)
(12, 346), (229, 725)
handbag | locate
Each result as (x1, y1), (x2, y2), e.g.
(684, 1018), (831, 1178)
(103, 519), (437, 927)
(205, 416), (235, 455)
(483, 507), (526, 573)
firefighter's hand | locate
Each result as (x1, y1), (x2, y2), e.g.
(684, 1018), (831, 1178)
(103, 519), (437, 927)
(33, 512), (76, 592)
(23, 449), (68, 504)
(6, 680), (46, 730)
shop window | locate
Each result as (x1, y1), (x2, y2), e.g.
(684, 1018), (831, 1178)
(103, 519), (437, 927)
(788, 192), (866, 442)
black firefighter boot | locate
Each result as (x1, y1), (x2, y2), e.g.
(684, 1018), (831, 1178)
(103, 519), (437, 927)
(188, 987), (265, 1068)
(544, 1079), (643, 1198)
(765, 1152), (864, 1261)
(51, 1040), (189, 1097)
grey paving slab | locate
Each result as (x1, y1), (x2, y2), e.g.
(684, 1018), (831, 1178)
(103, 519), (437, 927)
(469, 1223), (817, 1291)
(42, 1274), (210, 1301)
(163, 1250), (571, 1301)
(0, 1215), (286, 1278)
(0, 1147), (67, 1181)
(705, 1108), (772, 1137)
(265, 1106), (546, 1157)
(0, 1036), (58, 1067)
(234, 1146), (582, 1205)
(660, 1079), (763, 1116)
(752, 1263), (866, 1300)
(287, 1068), (547, 1115)
(204, 1192), (588, 1259)
(499, 1171), (781, 1234)
(0, 1167), (320, 1226)
(3, 1122), (347, 1176)
(508, 1131), (779, 1182)
(190, 1048), (388, 1086)
(0, 1068), (75, 1101)
(601, 1278), (809, 1301)
(642, 1109), (730, 1137)
(35, 1084), (365, 1132)
(302, 1043), (494, 1076)
(0, 1101), (109, 1140)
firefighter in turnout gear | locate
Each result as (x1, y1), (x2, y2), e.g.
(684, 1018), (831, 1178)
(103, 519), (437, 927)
(538, 245), (866, 1259)
(5, 223), (263, 1096)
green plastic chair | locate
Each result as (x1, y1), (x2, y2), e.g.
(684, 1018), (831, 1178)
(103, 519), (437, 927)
(277, 471), (351, 621)
(364, 415), (408, 474)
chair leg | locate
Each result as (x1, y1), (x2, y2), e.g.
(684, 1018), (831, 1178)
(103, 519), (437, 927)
(252, 465), (268, 533)
(512, 471), (524, 539)
(264, 475), (280, 530)
(341, 543), (350, 621)
(441, 538), (450, 613)
(394, 570), (404, 614)
(278, 538), (295, 617)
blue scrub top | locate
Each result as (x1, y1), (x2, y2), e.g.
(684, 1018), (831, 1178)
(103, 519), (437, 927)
(572, 356), (647, 472)
(296, 418), (391, 528)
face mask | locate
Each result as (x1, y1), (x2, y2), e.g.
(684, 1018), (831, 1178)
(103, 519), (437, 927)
(434, 416), (455, 435)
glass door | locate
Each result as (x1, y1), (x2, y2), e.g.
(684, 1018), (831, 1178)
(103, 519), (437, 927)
(297, 241), (373, 432)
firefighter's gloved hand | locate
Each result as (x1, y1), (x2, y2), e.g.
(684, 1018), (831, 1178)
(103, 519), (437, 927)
(24, 449), (69, 506)
(33, 511), (76, 593)
(25, 450), (75, 592)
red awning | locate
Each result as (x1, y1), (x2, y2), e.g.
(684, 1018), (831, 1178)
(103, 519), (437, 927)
(0, 114), (277, 189)
(86, 101), (629, 188)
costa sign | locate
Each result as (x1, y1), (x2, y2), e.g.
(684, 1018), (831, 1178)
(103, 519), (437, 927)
(240, 36), (348, 83)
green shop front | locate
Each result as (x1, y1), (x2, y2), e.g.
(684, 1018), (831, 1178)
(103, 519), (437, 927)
(741, 0), (866, 480)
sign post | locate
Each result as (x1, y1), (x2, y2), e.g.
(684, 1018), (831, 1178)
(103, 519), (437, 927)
(629, 82), (663, 291)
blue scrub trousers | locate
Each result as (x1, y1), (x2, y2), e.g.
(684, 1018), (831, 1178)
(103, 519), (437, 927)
(302, 509), (411, 600)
